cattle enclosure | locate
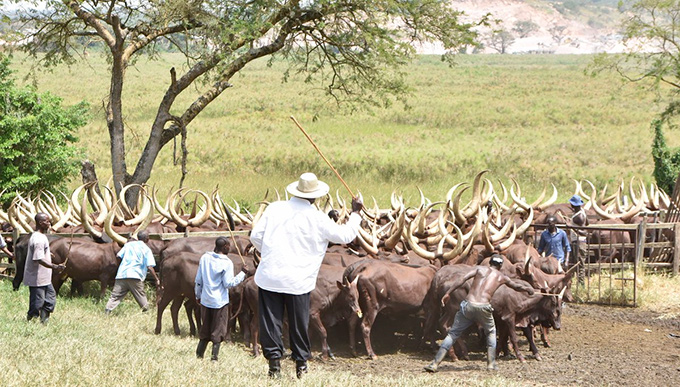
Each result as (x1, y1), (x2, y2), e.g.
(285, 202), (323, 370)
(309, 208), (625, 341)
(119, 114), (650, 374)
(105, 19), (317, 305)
(532, 218), (680, 307)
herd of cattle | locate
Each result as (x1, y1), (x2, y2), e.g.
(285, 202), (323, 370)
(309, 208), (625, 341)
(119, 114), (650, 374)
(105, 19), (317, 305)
(0, 171), (671, 361)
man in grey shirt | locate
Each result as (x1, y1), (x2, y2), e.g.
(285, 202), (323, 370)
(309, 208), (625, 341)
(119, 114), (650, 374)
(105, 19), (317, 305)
(23, 213), (65, 324)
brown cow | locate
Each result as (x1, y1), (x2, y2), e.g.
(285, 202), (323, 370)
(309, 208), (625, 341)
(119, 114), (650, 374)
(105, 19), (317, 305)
(242, 264), (362, 359)
(341, 259), (437, 359)
(155, 250), (253, 337)
(49, 238), (121, 298)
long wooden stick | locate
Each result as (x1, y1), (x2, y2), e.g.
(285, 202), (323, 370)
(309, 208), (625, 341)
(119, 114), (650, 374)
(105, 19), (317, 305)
(290, 115), (356, 199)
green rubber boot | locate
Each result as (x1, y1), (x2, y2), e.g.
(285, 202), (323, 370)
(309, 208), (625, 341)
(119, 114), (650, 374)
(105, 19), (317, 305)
(424, 347), (448, 373)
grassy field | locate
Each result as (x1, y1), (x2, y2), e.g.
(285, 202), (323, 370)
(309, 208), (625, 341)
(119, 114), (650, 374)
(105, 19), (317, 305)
(0, 280), (523, 386)
(8, 53), (674, 208)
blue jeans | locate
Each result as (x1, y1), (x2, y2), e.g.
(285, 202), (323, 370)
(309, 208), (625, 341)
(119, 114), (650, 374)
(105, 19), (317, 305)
(440, 300), (496, 352)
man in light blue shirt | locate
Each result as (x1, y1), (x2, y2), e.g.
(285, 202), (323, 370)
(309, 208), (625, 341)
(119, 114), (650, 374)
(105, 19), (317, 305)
(105, 230), (159, 313)
(195, 237), (252, 361)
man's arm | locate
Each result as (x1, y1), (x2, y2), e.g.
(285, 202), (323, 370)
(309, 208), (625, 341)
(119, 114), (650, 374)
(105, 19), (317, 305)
(502, 275), (534, 295)
(194, 259), (203, 303)
(537, 233), (546, 254)
(148, 267), (160, 287)
(441, 269), (477, 306)
(222, 260), (246, 288)
(1, 246), (13, 258)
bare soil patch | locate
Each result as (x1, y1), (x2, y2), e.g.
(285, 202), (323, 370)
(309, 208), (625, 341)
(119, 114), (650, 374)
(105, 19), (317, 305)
(306, 304), (680, 386)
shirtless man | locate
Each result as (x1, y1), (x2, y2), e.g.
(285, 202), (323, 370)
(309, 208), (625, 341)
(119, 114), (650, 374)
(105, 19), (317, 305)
(423, 255), (534, 372)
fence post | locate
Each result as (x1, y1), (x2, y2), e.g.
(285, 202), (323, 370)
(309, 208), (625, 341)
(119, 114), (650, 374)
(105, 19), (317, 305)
(674, 223), (680, 276)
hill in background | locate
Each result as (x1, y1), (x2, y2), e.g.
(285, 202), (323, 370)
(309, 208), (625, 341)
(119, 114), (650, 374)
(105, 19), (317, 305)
(417, 0), (626, 54)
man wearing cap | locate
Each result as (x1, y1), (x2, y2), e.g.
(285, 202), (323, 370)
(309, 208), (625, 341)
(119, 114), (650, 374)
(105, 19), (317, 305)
(568, 194), (588, 277)
(538, 215), (571, 271)
(424, 254), (535, 372)
(250, 172), (362, 379)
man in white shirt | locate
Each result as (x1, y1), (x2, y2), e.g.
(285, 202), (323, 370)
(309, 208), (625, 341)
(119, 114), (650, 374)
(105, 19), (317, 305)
(250, 172), (362, 379)
(194, 237), (252, 361)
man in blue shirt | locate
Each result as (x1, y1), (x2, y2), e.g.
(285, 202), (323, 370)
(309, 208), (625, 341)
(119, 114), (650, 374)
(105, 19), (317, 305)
(104, 230), (159, 314)
(195, 237), (252, 361)
(538, 215), (571, 270)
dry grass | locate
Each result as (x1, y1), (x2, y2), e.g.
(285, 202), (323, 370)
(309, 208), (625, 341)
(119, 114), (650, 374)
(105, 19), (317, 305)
(0, 280), (522, 386)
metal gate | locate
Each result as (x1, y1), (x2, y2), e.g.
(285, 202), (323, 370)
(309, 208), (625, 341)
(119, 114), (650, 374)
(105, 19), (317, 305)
(533, 221), (678, 307)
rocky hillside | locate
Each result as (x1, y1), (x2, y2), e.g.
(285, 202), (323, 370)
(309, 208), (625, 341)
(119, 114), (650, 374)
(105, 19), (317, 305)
(417, 0), (626, 54)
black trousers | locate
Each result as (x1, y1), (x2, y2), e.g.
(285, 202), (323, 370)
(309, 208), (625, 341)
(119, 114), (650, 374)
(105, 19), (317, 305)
(28, 284), (56, 319)
(258, 287), (311, 361)
(199, 304), (229, 343)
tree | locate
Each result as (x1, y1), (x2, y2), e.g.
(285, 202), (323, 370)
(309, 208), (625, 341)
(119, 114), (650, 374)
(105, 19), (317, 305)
(650, 102), (680, 194)
(549, 25), (568, 45)
(589, 0), (680, 194)
(486, 28), (515, 54)
(0, 54), (88, 205)
(3, 0), (486, 206)
(512, 19), (539, 38)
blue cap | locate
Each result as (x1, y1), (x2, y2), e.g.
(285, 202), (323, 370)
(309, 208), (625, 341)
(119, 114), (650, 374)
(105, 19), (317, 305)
(569, 195), (584, 207)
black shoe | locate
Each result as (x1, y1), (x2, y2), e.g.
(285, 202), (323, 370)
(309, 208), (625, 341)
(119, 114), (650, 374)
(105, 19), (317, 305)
(268, 358), (281, 379)
(196, 339), (209, 359)
(295, 360), (308, 379)
(39, 310), (50, 325)
(211, 342), (221, 361)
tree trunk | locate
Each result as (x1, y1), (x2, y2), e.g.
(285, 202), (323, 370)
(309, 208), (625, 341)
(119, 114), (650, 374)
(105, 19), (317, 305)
(108, 52), (128, 200)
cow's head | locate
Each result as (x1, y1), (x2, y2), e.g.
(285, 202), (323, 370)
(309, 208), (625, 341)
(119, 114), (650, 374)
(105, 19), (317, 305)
(336, 275), (362, 319)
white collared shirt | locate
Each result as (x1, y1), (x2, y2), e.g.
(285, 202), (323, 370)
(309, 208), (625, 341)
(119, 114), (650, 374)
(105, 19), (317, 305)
(251, 197), (361, 295)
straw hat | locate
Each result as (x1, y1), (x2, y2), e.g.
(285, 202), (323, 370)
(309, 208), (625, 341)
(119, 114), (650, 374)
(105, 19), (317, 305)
(286, 173), (329, 199)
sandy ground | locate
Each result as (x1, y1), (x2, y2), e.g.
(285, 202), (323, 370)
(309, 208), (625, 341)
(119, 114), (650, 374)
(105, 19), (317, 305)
(301, 303), (680, 386)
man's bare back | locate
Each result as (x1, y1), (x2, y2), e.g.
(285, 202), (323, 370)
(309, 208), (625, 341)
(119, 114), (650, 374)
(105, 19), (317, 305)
(442, 264), (534, 306)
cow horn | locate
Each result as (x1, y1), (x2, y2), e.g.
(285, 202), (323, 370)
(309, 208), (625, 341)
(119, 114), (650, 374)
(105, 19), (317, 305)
(87, 183), (108, 226)
(70, 183), (87, 220)
(451, 185), (471, 225)
(188, 189), (212, 227)
(80, 185), (103, 239)
(51, 200), (73, 231)
(118, 184), (143, 220)
(384, 210), (405, 251)
(490, 216), (513, 243)
(588, 186), (617, 220)
(497, 224), (517, 251)
(462, 170), (489, 218)
(131, 192), (154, 239)
(445, 183), (466, 210)
(620, 192), (645, 223)
(538, 184), (558, 210)
(151, 186), (173, 221)
(105, 200), (127, 245)
(167, 188), (189, 227)
(407, 220), (436, 261)
(440, 222), (464, 261)
(124, 190), (153, 226)
(482, 223), (494, 253)
(352, 275), (360, 285)
(529, 185), (547, 209)
(510, 179), (530, 211)
(558, 286), (567, 300)
(524, 246), (532, 267)
(516, 207), (534, 236)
